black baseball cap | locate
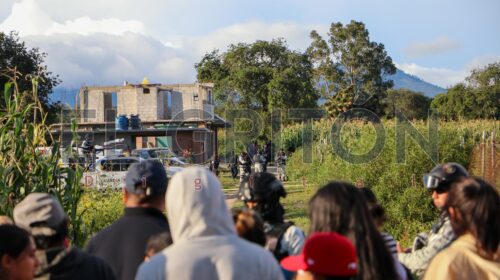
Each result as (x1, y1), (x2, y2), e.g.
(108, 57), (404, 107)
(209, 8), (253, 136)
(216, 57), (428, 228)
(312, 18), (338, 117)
(125, 160), (167, 196)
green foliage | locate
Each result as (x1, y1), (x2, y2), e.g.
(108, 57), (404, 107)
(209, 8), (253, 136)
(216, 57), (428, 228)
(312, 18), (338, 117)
(0, 74), (84, 246)
(384, 89), (432, 119)
(286, 119), (499, 245)
(195, 39), (319, 112)
(0, 32), (60, 120)
(78, 189), (123, 245)
(307, 20), (396, 116)
(431, 62), (500, 120)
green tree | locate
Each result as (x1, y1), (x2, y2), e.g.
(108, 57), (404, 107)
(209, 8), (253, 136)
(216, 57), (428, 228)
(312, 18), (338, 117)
(307, 20), (396, 116)
(0, 31), (60, 120)
(430, 93), (452, 119)
(384, 89), (432, 119)
(195, 39), (319, 112)
(431, 63), (500, 119)
(465, 62), (500, 119)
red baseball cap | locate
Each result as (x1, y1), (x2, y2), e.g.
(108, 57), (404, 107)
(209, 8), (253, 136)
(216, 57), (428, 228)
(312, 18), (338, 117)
(281, 232), (358, 277)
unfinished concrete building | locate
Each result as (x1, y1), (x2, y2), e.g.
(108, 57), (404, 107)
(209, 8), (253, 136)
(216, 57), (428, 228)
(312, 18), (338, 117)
(51, 82), (225, 163)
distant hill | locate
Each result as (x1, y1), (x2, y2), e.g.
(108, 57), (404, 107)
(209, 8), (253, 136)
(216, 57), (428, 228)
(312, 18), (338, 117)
(389, 68), (446, 97)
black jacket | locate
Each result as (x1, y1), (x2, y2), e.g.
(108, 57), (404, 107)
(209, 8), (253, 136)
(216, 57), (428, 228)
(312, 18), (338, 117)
(86, 207), (170, 280)
(38, 248), (115, 280)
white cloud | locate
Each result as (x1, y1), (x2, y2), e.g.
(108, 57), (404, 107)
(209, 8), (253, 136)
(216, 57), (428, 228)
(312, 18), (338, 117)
(47, 17), (145, 36)
(18, 20), (324, 87)
(0, 0), (146, 37)
(404, 37), (460, 58)
(0, 0), (54, 36)
(396, 63), (466, 88)
(396, 56), (500, 88)
(464, 55), (500, 72)
(23, 33), (188, 87)
(153, 57), (195, 83)
(175, 20), (326, 58)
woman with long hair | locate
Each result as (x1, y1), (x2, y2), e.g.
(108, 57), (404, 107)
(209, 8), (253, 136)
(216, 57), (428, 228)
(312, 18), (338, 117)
(309, 182), (398, 280)
(424, 177), (499, 279)
(0, 225), (39, 280)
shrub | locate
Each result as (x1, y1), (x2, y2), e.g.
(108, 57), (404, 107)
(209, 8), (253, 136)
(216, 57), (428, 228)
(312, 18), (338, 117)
(78, 189), (123, 245)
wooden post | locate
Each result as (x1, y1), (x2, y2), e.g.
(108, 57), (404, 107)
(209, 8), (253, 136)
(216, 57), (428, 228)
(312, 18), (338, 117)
(492, 130), (496, 184)
(482, 131), (486, 178)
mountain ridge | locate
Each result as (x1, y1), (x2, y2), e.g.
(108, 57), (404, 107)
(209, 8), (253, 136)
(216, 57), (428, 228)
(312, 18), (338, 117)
(390, 68), (445, 97)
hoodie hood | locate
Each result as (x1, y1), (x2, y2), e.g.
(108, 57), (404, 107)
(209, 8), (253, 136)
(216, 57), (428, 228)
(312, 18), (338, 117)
(167, 167), (236, 241)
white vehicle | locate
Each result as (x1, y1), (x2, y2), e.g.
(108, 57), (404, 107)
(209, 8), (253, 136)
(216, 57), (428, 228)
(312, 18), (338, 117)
(82, 157), (140, 190)
(82, 156), (186, 190)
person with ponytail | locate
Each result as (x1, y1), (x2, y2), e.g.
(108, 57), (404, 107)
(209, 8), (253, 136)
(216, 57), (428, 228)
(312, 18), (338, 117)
(309, 182), (398, 280)
(424, 177), (500, 279)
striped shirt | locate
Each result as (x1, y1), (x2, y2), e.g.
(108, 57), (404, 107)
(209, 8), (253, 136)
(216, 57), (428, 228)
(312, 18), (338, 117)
(382, 232), (398, 257)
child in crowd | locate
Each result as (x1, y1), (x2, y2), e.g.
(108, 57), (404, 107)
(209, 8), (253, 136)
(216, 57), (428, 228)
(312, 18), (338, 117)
(359, 187), (409, 279)
(144, 232), (173, 261)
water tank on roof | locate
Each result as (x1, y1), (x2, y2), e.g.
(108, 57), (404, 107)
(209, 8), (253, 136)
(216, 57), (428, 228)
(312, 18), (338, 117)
(115, 115), (129, 130)
(130, 114), (141, 130)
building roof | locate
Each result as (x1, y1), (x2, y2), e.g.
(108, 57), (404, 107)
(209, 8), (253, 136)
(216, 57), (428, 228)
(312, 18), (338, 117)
(49, 126), (211, 137)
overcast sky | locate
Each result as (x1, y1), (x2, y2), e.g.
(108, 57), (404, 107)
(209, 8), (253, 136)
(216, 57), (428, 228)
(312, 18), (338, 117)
(1, 0), (499, 90)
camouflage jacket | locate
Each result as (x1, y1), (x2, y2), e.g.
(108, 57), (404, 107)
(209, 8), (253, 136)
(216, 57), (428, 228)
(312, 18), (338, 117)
(398, 213), (455, 278)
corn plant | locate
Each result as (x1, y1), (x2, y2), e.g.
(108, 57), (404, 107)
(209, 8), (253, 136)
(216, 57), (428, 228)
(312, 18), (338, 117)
(0, 71), (84, 246)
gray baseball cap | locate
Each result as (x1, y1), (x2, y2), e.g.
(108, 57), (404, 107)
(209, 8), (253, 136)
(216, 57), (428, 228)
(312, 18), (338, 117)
(125, 160), (167, 196)
(13, 193), (67, 237)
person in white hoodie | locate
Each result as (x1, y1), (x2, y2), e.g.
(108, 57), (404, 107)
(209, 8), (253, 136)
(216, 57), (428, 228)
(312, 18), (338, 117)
(136, 166), (284, 280)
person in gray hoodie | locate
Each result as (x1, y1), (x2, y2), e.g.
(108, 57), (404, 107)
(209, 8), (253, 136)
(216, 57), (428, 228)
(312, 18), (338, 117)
(136, 166), (284, 280)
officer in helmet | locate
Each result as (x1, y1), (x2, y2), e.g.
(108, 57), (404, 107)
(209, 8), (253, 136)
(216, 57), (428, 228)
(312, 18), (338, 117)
(397, 162), (469, 278)
(238, 172), (305, 261)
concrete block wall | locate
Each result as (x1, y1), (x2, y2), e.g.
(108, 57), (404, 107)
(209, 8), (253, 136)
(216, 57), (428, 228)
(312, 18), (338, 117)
(80, 90), (105, 122)
(80, 83), (214, 123)
(169, 84), (214, 120)
(117, 88), (138, 117)
(136, 87), (158, 121)
(156, 90), (165, 120)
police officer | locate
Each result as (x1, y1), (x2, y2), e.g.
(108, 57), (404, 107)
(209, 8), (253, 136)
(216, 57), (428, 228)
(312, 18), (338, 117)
(397, 162), (469, 278)
(238, 172), (305, 261)
(238, 151), (251, 182)
(275, 149), (287, 181)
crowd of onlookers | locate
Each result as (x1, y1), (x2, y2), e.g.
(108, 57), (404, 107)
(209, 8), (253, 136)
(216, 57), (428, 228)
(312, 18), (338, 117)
(1, 160), (498, 280)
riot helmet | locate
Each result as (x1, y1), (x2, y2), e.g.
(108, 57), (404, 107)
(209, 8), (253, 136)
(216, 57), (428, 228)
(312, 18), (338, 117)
(238, 172), (286, 223)
(423, 162), (469, 192)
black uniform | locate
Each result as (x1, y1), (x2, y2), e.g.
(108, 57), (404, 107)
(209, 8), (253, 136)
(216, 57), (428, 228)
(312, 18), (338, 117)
(86, 207), (170, 280)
